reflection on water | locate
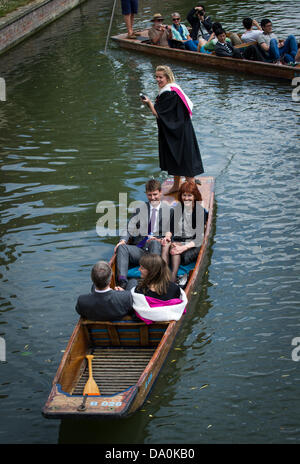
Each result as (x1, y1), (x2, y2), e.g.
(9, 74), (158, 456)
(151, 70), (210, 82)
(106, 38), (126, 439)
(0, 0), (299, 444)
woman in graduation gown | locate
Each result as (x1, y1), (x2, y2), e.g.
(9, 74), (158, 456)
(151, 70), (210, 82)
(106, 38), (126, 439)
(142, 65), (204, 193)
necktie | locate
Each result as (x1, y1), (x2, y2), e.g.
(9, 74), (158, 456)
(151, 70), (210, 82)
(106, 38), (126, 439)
(137, 208), (157, 248)
(148, 208), (157, 234)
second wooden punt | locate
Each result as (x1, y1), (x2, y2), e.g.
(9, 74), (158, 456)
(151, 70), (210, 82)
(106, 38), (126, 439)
(111, 31), (300, 81)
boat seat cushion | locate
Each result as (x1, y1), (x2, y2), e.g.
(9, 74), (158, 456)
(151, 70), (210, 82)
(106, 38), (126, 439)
(127, 262), (196, 278)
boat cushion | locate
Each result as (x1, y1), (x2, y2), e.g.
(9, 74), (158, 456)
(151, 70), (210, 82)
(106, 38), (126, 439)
(127, 262), (196, 278)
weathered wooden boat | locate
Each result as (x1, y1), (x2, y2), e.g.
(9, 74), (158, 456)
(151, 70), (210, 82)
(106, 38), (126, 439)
(111, 30), (300, 81)
(42, 176), (215, 419)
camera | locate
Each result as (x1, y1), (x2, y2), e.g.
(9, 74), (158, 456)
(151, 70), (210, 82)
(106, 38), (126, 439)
(139, 93), (146, 100)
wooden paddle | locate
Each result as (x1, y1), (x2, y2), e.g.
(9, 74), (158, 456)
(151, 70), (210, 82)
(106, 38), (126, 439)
(83, 355), (100, 396)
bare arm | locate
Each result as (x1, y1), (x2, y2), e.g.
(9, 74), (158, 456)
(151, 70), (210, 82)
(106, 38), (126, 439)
(141, 96), (158, 117)
(253, 19), (262, 31)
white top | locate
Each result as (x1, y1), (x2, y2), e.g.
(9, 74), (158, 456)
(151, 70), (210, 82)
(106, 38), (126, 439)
(241, 29), (263, 43)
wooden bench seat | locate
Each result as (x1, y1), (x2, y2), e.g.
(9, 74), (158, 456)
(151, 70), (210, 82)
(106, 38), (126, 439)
(81, 320), (169, 347)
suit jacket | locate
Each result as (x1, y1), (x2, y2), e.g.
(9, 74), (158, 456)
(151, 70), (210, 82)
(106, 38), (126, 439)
(76, 288), (133, 321)
(186, 8), (213, 41)
(121, 201), (174, 245)
(215, 41), (243, 58)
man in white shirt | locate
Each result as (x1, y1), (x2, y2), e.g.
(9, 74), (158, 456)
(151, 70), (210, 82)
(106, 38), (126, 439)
(241, 17), (262, 43)
(257, 18), (298, 64)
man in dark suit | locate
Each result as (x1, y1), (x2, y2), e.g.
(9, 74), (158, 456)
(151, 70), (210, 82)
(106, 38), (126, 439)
(115, 179), (174, 289)
(76, 261), (135, 321)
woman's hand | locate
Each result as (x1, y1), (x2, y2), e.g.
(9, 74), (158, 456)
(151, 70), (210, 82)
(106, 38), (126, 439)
(170, 242), (187, 255)
(161, 233), (172, 246)
(141, 95), (151, 105)
(114, 239), (126, 252)
(114, 286), (125, 291)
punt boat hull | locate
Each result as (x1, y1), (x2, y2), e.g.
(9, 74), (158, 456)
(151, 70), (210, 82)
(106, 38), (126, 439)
(111, 31), (300, 81)
(42, 176), (215, 419)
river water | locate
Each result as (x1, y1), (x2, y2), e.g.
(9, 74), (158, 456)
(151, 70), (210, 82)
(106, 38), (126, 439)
(0, 0), (299, 445)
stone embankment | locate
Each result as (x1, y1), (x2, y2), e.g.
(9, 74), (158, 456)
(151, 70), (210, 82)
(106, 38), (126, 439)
(0, 0), (87, 55)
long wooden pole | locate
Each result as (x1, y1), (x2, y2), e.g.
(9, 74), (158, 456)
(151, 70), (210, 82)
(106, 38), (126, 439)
(104, 0), (118, 53)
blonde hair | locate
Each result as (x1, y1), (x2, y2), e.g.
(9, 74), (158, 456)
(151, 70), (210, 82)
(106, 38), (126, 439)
(155, 65), (175, 84)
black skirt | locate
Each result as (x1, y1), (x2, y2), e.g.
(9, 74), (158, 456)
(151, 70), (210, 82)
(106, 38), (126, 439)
(155, 90), (204, 177)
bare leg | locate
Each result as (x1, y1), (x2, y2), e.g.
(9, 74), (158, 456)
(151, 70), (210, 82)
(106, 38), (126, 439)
(197, 38), (207, 51)
(165, 176), (181, 195)
(161, 243), (171, 265)
(124, 14), (134, 37)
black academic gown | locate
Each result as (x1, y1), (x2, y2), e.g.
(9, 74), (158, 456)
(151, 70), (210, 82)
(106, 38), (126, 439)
(154, 90), (204, 177)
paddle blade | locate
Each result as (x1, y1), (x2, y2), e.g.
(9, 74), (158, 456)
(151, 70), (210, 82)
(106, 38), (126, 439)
(83, 377), (100, 396)
(83, 354), (100, 396)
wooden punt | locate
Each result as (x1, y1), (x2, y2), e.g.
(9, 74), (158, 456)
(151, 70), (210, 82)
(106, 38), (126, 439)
(42, 176), (215, 419)
(111, 31), (300, 81)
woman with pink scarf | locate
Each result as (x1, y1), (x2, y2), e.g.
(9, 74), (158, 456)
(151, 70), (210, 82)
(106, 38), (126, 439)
(131, 254), (187, 324)
(141, 65), (204, 194)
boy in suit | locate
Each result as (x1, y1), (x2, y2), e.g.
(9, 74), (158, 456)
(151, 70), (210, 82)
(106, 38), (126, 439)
(115, 179), (174, 288)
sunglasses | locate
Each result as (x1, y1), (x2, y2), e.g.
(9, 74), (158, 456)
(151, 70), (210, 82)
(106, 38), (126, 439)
(173, 18), (180, 21)
(155, 19), (163, 22)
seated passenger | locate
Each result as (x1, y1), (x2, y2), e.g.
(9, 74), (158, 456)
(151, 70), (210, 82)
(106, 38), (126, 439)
(161, 181), (208, 283)
(75, 261), (134, 321)
(186, 4), (213, 41)
(215, 28), (266, 62)
(131, 253), (187, 323)
(214, 28), (244, 58)
(197, 21), (231, 53)
(170, 12), (199, 51)
(115, 179), (173, 289)
(257, 19), (298, 64)
(241, 17), (263, 43)
(148, 13), (172, 47)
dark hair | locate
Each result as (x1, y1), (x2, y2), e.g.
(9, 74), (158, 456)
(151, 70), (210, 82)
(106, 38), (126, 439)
(137, 254), (171, 296)
(91, 261), (112, 290)
(178, 181), (202, 206)
(212, 22), (222, 33)
(243, 17), (253, 30)
(215, 28), (226, 37)
(145, 179), (161, 192)
(261, 18), (271, 29)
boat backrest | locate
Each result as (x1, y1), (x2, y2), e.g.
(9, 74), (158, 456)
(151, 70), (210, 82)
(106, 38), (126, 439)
(82, 321), (169, 347)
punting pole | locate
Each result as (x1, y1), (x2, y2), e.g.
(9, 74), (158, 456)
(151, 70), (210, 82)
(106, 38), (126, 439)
(104, 0), (118, 54)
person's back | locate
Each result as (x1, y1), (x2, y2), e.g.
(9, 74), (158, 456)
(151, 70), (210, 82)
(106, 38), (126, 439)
(76, 288), (133, 321)
(134, 280), (180, 300)
(76, 261), (133, 321)
(241, 17), (262, 43)
(131, 254), (187, 323)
